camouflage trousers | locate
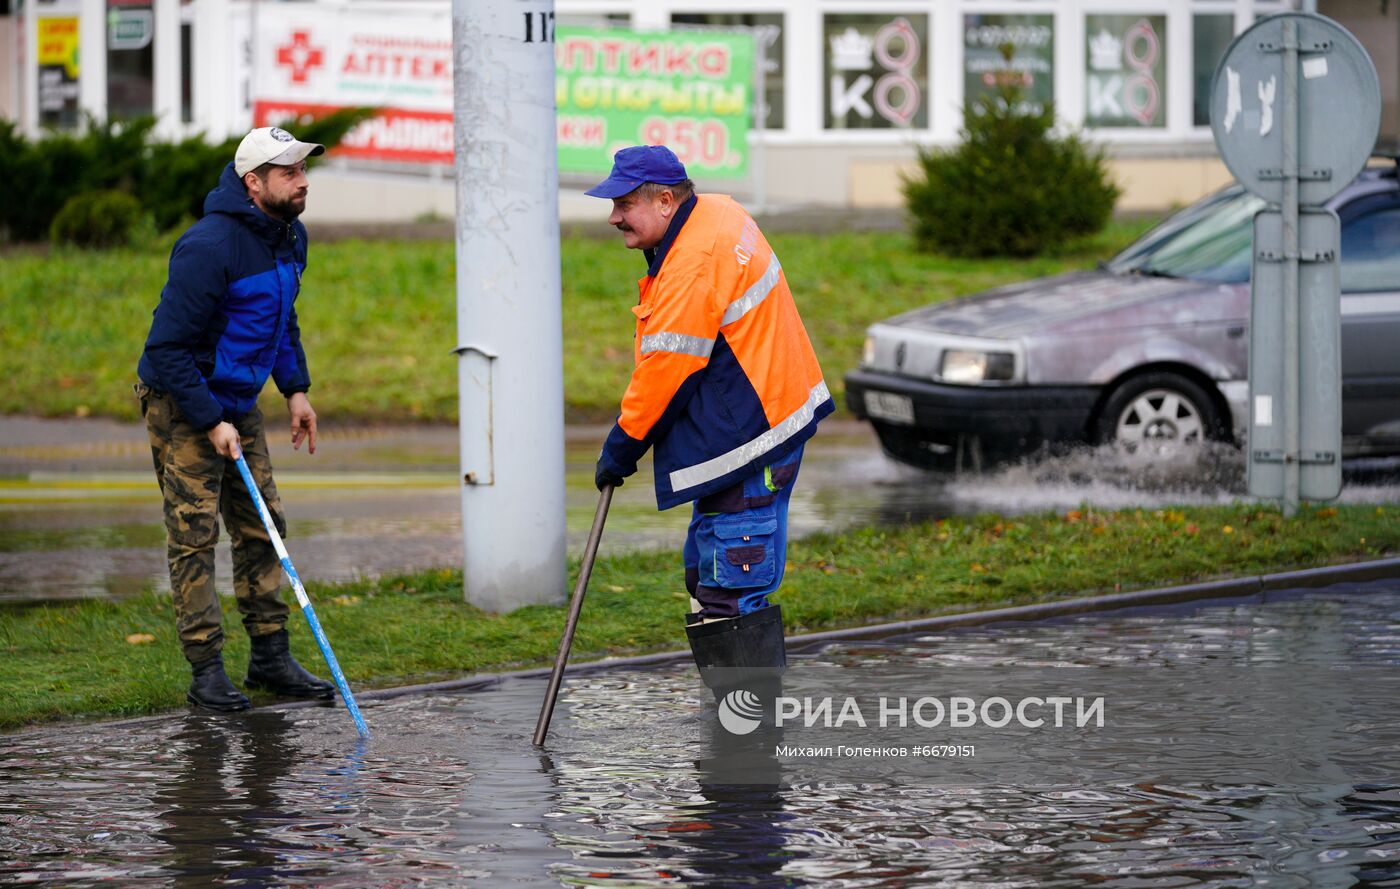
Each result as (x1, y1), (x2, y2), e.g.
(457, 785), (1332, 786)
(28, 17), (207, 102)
(137, 384), (289, 664)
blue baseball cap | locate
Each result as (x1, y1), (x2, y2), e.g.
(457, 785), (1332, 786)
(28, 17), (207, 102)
(584, 145), (689, 199)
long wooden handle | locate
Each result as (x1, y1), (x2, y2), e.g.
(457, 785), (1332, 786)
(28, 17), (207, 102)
(533, 484), (614, 747)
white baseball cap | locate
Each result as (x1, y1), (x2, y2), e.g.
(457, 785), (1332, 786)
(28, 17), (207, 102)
(234, 126), (325, 177)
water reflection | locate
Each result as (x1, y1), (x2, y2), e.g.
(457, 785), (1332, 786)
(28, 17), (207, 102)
(154, 712), (305, 887)
(1343, 784), (1400, 886)
(1, 585), (1398, 886)
(649, 725), (794, 888)
(538, 679), (800, 887)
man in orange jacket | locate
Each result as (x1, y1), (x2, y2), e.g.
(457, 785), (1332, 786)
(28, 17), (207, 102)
(587, 145), (833, 700)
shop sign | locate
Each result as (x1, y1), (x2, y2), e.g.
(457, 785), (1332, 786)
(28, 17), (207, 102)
(253, 6), (754, 172)
(108, 7), (152, 51)
(963, 14), (1053, 115)
(554, 26), (753, 177)
(823, 14), (929, 130)
(37, 16), (80, 122)
(1085, 14), (1167, 128)
(252, 4), (454, 164)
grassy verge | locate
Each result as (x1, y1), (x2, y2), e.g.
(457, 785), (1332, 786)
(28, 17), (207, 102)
(0, 221), (1155, 423)
(2, 502), (1393, 730)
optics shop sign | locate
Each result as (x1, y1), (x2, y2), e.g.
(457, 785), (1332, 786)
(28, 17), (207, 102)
(252, 4), (454, 164)
(1085, 14), (1167, 128)
(555, 27), (753, 177)
(824, 14), (929, 129)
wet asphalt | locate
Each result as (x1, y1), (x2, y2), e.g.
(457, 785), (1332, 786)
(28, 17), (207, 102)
(3, 414), (1398, 602)
(0, 415), (887, 601)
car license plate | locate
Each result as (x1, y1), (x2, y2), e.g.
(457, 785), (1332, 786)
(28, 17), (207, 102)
(865, 391), (915, 425)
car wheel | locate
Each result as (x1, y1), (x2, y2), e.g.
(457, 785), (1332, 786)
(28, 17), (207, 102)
(1095, 373), (1225, 457)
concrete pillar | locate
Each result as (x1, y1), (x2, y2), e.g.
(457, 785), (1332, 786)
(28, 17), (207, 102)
(451, 0), (567, 612)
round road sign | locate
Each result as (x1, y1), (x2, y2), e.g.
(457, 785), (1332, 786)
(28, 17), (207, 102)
(1210, 12), (1379, 205)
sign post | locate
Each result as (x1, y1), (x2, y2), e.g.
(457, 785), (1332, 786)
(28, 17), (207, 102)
(1209, 12), (1379, 515)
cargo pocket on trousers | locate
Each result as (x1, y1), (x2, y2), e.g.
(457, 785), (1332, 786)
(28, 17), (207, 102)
(712, 514), (777, 589)
(133, 383), (151, 418)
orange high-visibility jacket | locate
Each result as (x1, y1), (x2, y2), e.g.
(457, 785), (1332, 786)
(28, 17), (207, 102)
(599, 194), (833, 509)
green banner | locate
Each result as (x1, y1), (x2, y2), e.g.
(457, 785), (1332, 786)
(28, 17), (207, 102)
(555, 27), (753, 178)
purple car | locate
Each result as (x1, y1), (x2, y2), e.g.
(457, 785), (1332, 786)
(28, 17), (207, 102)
(846, 165), (1400, 470)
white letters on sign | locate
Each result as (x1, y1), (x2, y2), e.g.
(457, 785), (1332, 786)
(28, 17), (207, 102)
(1088, 75), (1123, 117)
(830, 74), (874, 119)
(1258, 76), (1276, 137)
(1223, 67), (1242, 133)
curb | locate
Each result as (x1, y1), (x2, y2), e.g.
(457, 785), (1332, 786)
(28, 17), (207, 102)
(19, 556), (1399, 734)
(288, 554), (1400, 707)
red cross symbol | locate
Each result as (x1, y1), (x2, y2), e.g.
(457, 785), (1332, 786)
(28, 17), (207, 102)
(275, 30), (325, 84)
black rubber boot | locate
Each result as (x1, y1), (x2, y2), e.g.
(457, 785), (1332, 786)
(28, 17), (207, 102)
(245, 630), (335, 700)
(188, 653), (252, 712)
(685, 604), (787, 705)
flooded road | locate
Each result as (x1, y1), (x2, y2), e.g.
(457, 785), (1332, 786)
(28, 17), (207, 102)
(2, 416), (1398, 601)
(2, 583), (1397, 886)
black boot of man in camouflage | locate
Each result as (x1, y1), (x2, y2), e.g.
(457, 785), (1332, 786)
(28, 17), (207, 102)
(189, 653), (252, 711)
(245, 630), (335, 699)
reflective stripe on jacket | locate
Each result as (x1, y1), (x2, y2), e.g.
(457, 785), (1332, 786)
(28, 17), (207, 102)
(599, 194), (833, 509)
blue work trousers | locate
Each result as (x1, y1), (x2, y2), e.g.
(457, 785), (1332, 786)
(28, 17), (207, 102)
(683, 445), (803, 619)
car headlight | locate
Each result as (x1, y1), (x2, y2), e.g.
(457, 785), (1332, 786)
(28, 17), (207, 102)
(939, 349), (1015, 384)
(861, 336), (875, 368)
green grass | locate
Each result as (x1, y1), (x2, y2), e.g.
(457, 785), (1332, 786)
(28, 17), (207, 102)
(0, 221), (1155, 424)
(2, 501), (1393, 730)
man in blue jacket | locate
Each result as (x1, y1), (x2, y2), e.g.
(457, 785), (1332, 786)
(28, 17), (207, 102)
(137, 127), (335, 712)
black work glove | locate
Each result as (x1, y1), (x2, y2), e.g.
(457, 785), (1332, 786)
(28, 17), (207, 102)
(595, 461), (625, 492)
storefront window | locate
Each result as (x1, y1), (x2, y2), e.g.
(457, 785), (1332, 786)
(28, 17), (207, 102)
(1193, 14), (1233, 127)
(180, 23), (192, 123)
(823, 13), (929, 130)
(1085, 13), (1167, 128)
(673, 13), (784, 130)
(963, 14), (1053, 115)
(179, 0), (193, 124)
(107, 0), (155, 120)
(37, 15), (80, 128)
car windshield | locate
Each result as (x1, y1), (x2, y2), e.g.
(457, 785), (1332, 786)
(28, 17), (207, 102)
(1108, 188), (1267, 283)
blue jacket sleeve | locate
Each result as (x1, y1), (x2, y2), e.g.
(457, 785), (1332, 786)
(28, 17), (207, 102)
(142, 234), (228, 431)
(598, 371), (703, 478)
(598, 421), (649, 479)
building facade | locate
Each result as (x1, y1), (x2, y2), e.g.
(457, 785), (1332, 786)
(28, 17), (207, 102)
(2, 0), (1396, 214)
